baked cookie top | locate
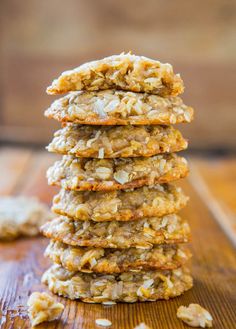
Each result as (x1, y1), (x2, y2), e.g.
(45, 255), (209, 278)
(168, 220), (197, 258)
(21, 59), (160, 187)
(47, 124), (188, 158)
(47, 154), (189, 191)
(0, 196), (51, 240)
(47, 53), (184, 96)
(52, 184), (188, 222)
(41, 214), (190, 249)
(45, 240), (191, 274)
(42, 264), (192, 303)
(45, 90), (193, 125)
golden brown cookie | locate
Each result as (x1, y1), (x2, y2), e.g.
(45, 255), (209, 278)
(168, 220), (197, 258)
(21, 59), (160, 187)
(42, 265), (192, 303)
(41, 214), (191, 249)
(47, 124), (188, 158)
(46, 53), (184, 96)
(45, 90), (193, 125)
(45, 241), (191, 273)
(47, 154), (189, 191)
(52, 184), (188, 222)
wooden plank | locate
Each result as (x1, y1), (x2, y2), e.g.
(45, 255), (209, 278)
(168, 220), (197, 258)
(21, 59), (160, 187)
(189, 158), (236, 246)
(0, 153), (235, 328)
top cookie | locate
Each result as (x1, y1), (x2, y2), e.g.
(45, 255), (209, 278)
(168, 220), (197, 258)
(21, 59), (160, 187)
(47, 53), (184, 96)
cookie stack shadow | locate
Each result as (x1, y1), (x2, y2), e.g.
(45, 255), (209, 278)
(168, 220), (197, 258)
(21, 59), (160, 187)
(41, 53), (194, 303)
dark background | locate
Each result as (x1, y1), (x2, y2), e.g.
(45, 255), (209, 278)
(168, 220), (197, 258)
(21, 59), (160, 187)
(1, 0), (236, 151)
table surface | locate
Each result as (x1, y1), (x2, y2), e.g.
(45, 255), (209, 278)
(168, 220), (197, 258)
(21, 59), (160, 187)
(0, 147), (235, 329)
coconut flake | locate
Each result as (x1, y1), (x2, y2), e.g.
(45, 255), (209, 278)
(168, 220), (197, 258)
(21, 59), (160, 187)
(86, 130), (101, 147)
(98, 148), (105, 159)
(136, 245), (152, 249)
(184, 111), (192, 122)
(94, 99), (107, 118)
(144, 77), (161, 85)
(143, 222), (150, 228)
(142, 279), (154, 289)
(133, 99), (143, 114)
(177, 248), (187, 259)
(114, 170), (129, 184)
(95, 167), (111, 179)
(104, 99), (120, 112)
(89, 257), (97, 267)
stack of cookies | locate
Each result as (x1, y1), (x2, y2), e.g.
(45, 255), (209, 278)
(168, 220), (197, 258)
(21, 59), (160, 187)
(41, 53), (194, 303)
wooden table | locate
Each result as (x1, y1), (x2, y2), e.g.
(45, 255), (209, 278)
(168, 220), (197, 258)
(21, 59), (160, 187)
(0, 147), (235, 329)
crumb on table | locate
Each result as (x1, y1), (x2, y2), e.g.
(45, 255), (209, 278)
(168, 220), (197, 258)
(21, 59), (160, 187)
(27, 292), (64, 326)
(177, 303), (213, 328)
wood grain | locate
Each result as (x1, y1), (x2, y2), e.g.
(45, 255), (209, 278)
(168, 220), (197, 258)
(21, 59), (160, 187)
(0, 148), (236, 329)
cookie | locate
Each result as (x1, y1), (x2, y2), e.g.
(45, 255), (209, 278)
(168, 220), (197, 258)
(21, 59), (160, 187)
(52, 184), (188, 222)
(42, 264), (193, 303)
(47, 154), (188, 191)
(41, 214), (190, 249)
(45, 90), (193, 125)
(0, 196), (51, 241)
(46, 53), (184, 96)
(45, 241), (191, 273)
(47, 124), (188, 158)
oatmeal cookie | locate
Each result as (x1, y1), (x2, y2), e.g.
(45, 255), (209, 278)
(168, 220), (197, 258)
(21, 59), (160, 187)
(52, 184), (188, 222)
(0, 196), (51, 241)
(47, 124), (188, 158)
(42, 265), (192, 303)
(45, 241), (191, 273)
(45, 90), (193, 125)
(41, 214), (190, 249)
(47, 154), (189, 192)
(46, 53), (184, 96)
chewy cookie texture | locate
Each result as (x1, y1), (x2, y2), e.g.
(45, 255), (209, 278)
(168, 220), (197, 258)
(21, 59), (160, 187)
(47, 53), (184, 96)
(42, 265), (193, 303)
(45, 90), (193, 125)
(42, 53), (193, 304)
(47, 124), (188, 158)
(41, 214), (190, 249)
(51, 184), (188, 222)
(47, 154), (189, 191)
(45, 241), (191, 273)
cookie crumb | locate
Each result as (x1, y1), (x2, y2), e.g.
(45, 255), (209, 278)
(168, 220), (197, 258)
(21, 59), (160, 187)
(0, 196), (51, 241)
(27, 292), (64, 326)
(177, 303), (213, 327)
